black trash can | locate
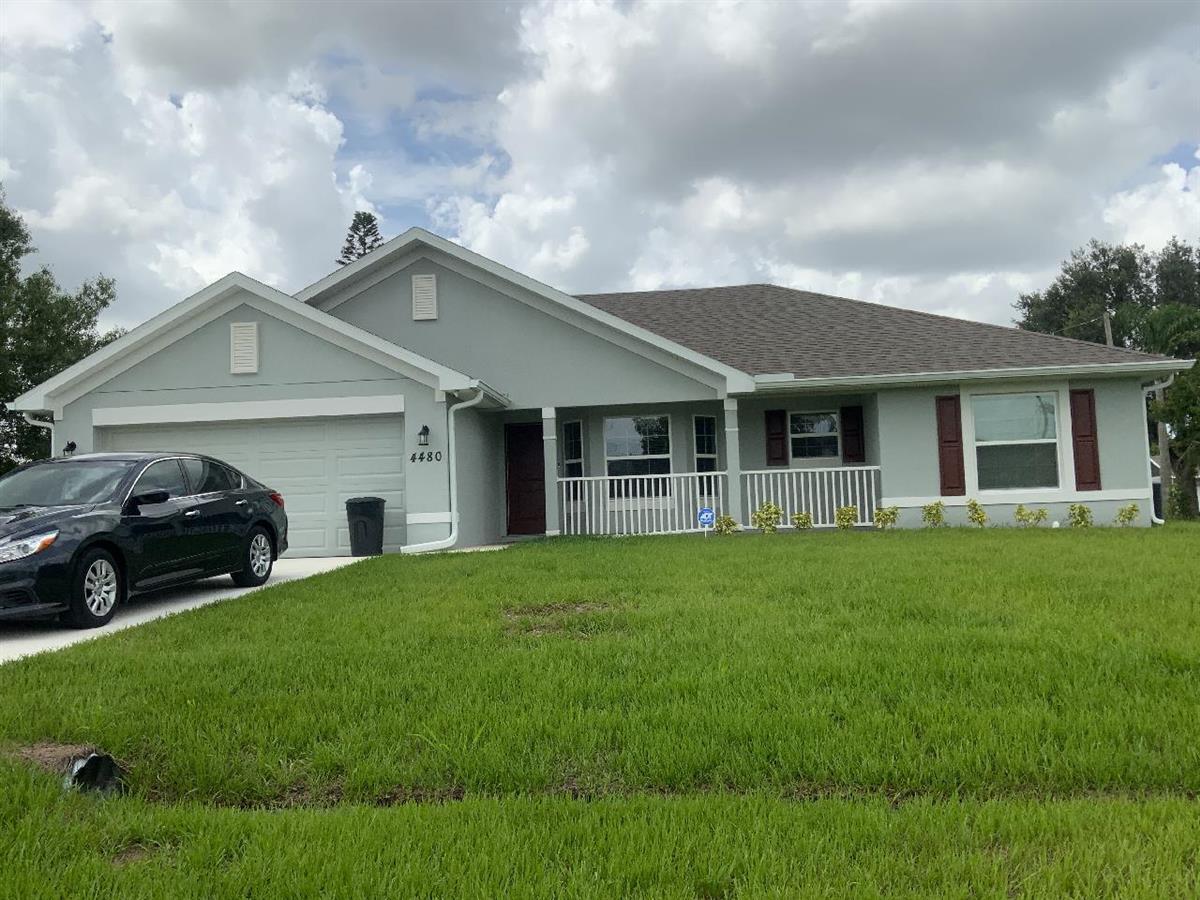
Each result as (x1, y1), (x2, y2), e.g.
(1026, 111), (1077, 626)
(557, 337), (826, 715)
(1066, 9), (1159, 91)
(346, 497), (386, 556)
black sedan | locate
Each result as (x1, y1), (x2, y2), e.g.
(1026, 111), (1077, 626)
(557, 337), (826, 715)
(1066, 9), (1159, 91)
(0, 452), (288, 628)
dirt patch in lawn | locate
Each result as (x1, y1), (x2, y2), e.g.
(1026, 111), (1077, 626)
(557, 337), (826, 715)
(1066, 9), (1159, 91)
(111, 844), (153, 866)
(502, 602), (621, 638)
(7, 741), (98, 775)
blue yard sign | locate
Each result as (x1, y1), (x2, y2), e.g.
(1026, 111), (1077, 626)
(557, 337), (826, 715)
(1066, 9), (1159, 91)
(698, 507), (716, 529)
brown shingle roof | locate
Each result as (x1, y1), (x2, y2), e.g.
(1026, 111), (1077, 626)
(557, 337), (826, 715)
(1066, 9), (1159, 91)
(577, 283), (1171, 379)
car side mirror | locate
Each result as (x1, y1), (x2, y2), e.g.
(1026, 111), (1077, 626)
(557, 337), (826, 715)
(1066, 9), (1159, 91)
(127, 489), (170, 511)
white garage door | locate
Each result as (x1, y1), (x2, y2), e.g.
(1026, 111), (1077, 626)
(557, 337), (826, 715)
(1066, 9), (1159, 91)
(98, 416), (405, 556)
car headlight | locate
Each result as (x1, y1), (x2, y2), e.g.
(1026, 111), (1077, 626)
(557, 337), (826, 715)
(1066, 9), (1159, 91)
(0, 531), (59, 564)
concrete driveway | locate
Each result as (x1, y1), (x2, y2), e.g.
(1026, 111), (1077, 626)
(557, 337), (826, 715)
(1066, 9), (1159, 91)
(0, 556), (357, 665)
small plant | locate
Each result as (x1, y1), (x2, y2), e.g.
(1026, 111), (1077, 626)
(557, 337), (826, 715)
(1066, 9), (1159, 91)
(966, 499), (988, 528)
(751, 501), (783, 534)
(873, 506), (899, 529)
(1067, 503), (1093, 528)
(1113, 503), (1139, 527)
(1014, 504), (1048, 528)
(835, 505), (858, 530)
(790, 511), (814, 530)
(921, 500), (946, 528)
(713, 514), (738, 535)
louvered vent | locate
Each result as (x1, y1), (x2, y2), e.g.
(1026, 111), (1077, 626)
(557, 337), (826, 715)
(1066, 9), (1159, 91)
(229, 322), (259, 374)
(412, 274), (438, 320)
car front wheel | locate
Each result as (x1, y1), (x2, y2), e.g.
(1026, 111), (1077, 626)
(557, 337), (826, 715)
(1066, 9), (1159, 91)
(65, 548), (123, 629)
(231, 527), (274, 588)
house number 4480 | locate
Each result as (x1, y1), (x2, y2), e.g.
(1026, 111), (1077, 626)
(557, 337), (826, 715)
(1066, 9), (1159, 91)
(410, 451), (443, 463)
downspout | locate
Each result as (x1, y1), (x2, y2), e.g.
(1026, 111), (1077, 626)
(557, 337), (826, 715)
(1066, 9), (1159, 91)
(401, 386), (486, 554)
(1143, 374), (1175, 525)
(22, 413), (55, 456)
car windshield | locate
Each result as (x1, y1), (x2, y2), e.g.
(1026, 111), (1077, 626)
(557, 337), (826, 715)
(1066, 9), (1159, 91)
(0, 460), (138, 508)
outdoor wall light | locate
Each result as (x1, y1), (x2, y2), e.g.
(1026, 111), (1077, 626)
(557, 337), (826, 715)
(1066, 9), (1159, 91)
(62, 441), (77, 457)
(417, 425), (430, 447)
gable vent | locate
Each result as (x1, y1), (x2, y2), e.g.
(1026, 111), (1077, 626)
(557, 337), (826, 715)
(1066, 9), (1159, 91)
(412, 274), (438, 321)
(229, 322), (259, 374)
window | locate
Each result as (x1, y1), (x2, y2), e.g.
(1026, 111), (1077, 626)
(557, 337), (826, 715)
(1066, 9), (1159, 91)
(790, 412), (839, 459)
(971, 392), (1059, 490)
(605, 415), (670, 497)
(693, 416), (718, 472)
(230, 322), (258, 374)
(132, 460), (188, 500)
(181, 458), (240, 494)
(561, 421), (584, 478)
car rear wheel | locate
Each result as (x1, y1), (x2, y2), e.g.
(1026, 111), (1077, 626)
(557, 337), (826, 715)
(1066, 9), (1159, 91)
(65, 548), (123, 629)
(231, 528), (273, 587)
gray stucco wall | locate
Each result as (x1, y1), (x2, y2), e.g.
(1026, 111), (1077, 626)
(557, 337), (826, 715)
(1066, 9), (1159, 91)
(874, 376), (1152, 514)
(454, 409), (506, 547)
(326, 257), (722, 408)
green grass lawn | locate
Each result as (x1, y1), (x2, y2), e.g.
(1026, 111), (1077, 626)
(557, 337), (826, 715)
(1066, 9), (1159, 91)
(2, 525), (1198, 896)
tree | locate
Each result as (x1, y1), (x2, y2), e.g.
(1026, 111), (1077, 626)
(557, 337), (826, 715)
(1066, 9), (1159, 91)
(1015, 238), (1200, 518)
(336, 211), (384, 266)
(0, 192), (123, 474)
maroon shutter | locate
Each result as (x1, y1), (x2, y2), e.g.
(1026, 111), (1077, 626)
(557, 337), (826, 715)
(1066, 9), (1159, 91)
(1070, 389), (1102, 491)
(765, 409), (788, 466)
(935, 395), (966, 496)
(840, 405), (866, 464)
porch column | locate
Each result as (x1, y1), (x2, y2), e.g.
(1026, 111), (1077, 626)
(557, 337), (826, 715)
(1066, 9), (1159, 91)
(723, 398), (744, 525)
(542, 407), (560, 536)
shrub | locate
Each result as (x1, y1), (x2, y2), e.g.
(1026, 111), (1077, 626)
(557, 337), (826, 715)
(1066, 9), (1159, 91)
(1067, 503), (1093, 528)
(921, 501), (946, 528)
(873, 506), (899, 529)
(751, 501), (783, 534)
(1014, 504), (1048, 528)
(713, 514), (738, 535)
(966, 499), (987, 528)
(1114, 502), (1139, 527)
(835, 505), (858, 530)
(790, 511), (814, 530)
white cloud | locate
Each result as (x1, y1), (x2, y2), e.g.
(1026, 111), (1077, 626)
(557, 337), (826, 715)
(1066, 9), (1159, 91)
(1, 0), (1197, 332)
(1102, 153), (1200, 247)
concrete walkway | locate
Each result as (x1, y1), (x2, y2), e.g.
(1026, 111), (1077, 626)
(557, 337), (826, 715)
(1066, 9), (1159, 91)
(0, 557), (357, 665)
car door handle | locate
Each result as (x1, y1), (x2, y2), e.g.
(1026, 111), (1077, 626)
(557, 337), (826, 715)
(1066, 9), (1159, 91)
(235, 499), (248, 507)
(183, 509), (201, 518)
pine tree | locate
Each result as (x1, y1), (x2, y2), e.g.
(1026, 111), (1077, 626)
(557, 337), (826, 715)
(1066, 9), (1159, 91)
(336, 212), (384, 266)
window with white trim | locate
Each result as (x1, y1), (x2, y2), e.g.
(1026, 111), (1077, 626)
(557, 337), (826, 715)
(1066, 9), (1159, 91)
(789, 411), (839, 459)
(562, 420), (584, 478)
(693, 415), (718, 472)
(604, 415), (670, 497)
(971, 392), (1059, 490)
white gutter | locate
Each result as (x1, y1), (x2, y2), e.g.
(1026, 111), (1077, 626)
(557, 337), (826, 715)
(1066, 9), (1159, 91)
(747, 358), (1192, 393)
(22, 413), (55, 456)
(401, 386), (486, 554)
(1143, 373), (1176, 525)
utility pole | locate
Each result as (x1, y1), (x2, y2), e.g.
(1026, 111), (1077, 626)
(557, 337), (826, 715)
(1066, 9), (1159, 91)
(1103, 312), (1114, 347)
(1157, 387), (1173, 519)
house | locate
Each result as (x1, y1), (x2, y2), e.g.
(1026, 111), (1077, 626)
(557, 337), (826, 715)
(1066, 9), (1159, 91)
(10, 229), (1194, 553)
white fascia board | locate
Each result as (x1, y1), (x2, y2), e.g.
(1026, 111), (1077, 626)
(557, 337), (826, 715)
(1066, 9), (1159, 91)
(9, 272), (474, 415)
(295, 228), (754, 394)
(92, 395), (405, 427)
(745, 358), (1193, 393)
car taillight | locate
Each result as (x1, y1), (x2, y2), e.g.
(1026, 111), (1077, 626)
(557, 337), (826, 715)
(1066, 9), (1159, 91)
(269, 492), (285, 508)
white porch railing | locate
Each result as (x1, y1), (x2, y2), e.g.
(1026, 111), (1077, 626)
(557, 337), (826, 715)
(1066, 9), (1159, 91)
(742, 466), (882, 527)
(558, 472), (726, 536)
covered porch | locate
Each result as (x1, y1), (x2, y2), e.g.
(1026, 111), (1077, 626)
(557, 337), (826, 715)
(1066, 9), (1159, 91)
(544, 394), (884, 535)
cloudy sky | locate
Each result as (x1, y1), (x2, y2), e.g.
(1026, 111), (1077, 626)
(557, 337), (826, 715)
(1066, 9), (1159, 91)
(1, 0), (1197, 331)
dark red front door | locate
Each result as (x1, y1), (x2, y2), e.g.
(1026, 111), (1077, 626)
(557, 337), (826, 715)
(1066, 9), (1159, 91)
(505, 423), (546, 535)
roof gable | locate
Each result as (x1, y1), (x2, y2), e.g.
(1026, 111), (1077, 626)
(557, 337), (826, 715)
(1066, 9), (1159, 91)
(10, 272), (476, 416)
